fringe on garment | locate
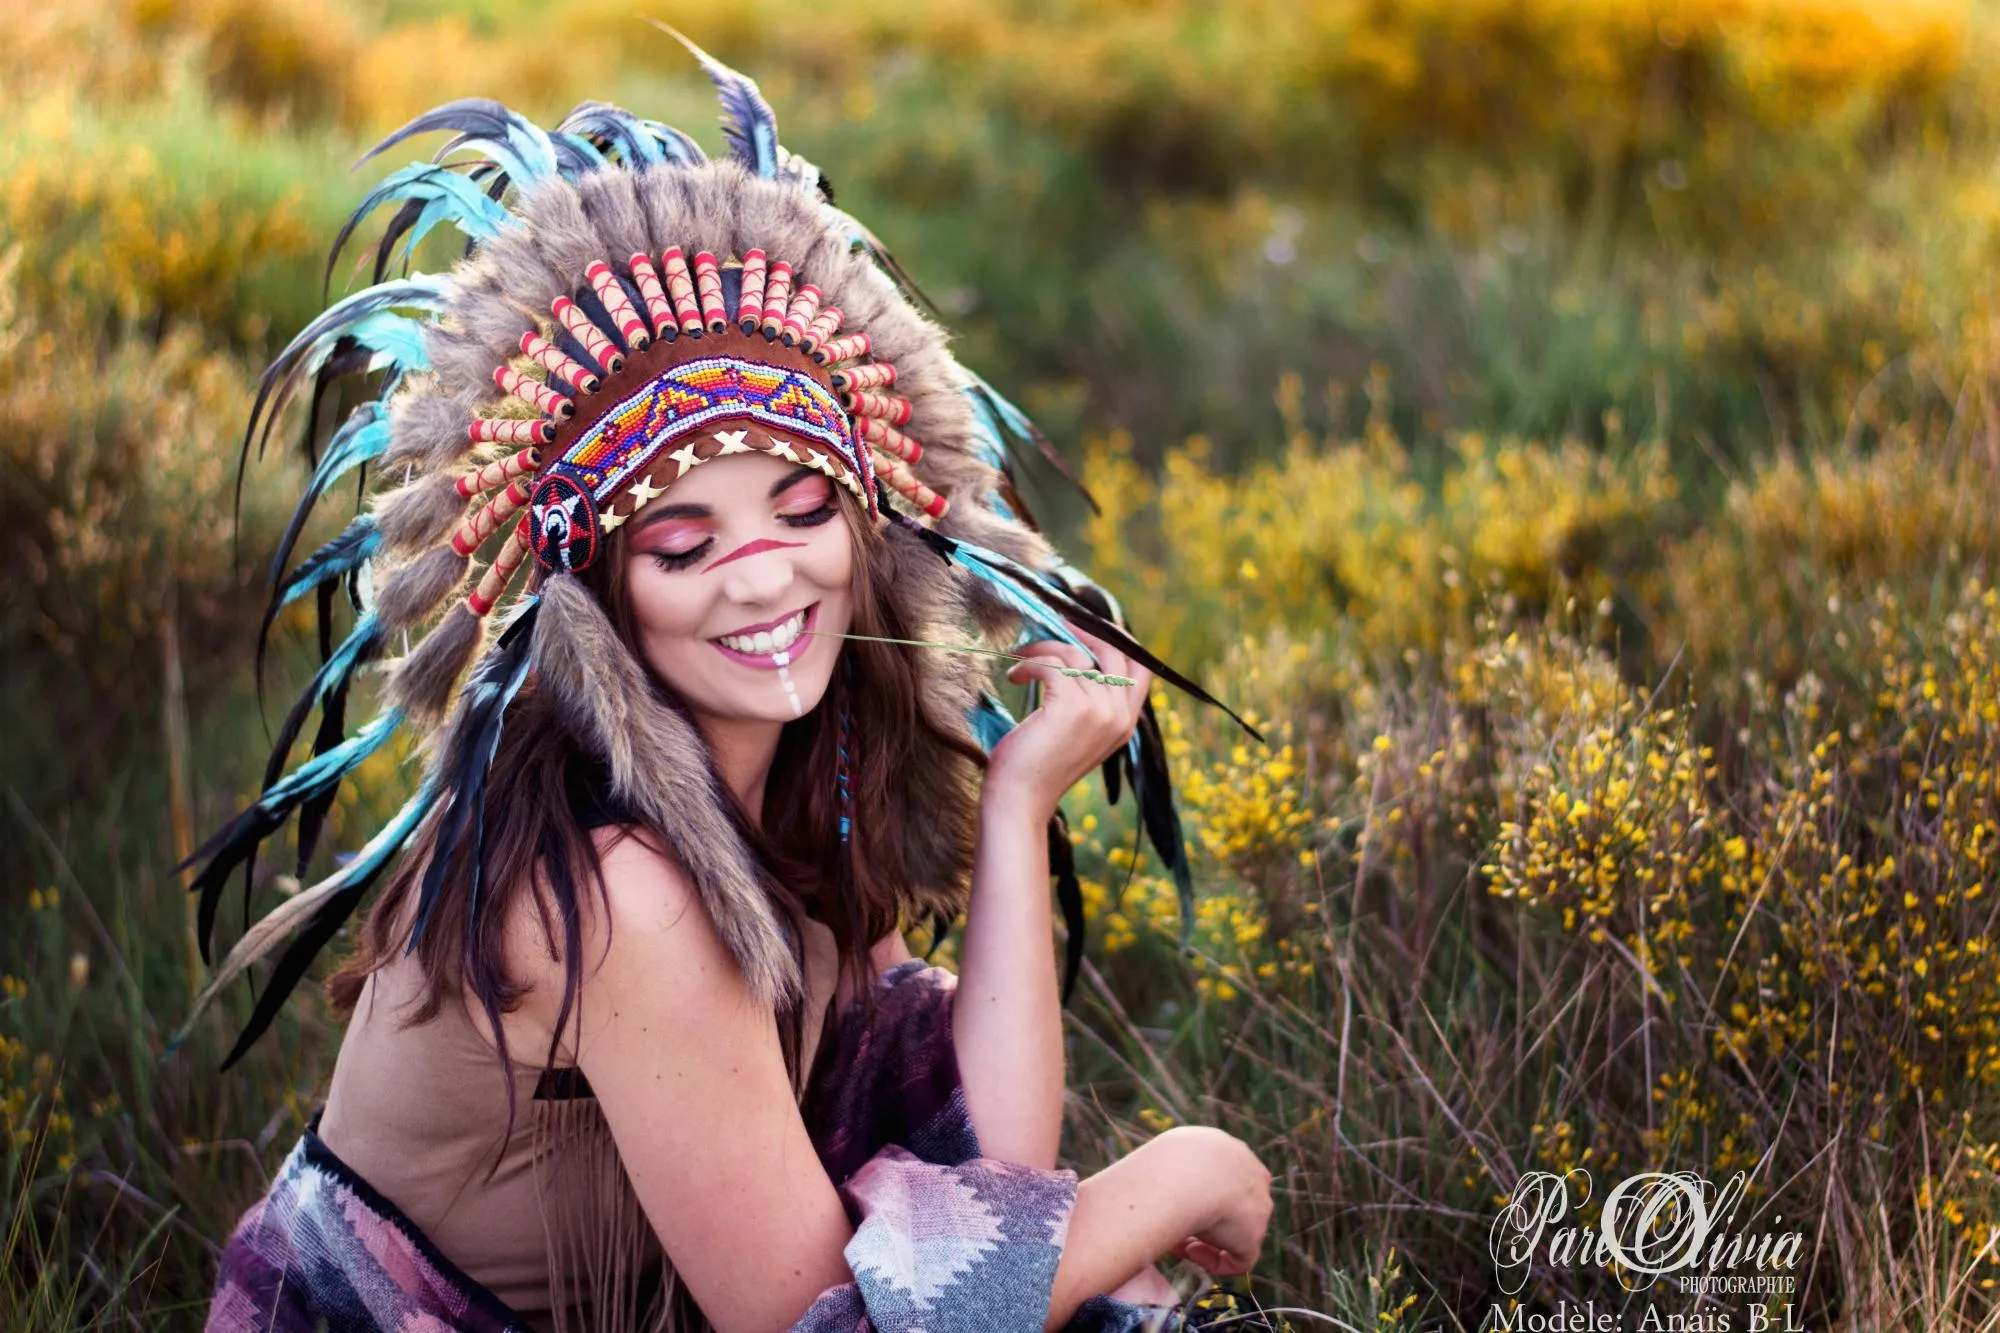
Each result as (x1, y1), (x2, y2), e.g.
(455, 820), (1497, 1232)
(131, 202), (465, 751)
(529, 1088), (688, 1333)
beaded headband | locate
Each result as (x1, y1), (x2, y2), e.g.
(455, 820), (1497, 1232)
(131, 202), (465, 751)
(452, 244), (943, 598)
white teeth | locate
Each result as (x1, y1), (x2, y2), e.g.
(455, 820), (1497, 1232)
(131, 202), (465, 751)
(718, 609), (808, 656)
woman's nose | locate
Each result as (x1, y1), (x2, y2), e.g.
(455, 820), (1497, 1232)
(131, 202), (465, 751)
(718, 546), (797, 608)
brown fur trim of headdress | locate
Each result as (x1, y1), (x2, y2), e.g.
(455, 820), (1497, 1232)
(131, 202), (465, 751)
(533, 574), (801, 1007)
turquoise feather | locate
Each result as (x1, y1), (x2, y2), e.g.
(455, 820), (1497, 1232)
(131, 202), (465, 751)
(360, 98), (562, 188)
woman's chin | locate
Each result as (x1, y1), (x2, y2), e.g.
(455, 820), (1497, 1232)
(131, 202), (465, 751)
(693, 675), (834, 725)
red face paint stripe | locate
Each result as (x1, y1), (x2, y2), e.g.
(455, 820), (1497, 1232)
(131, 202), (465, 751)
(706, 536), (808, 571)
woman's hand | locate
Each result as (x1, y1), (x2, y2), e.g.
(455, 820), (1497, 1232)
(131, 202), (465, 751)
(1047, 1126), (1274, 1328)
(985, 624), (1153, 824)
(1167, 1127), (1273, 1278)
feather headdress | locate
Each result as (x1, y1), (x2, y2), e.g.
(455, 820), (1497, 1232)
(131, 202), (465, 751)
(182, 37), (1252, 1065)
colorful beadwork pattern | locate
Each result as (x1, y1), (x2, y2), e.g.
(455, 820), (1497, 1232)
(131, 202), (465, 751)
(526, 473), (600, 573)
(477, 241), (955, 583)
(543, 356), (876, 517)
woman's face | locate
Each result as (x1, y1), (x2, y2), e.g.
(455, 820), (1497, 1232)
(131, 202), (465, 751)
(618, 439), (856, 728)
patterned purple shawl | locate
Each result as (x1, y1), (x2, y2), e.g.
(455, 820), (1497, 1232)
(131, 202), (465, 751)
(207, 961), (1182, 1332)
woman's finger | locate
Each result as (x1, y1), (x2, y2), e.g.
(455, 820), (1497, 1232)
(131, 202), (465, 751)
(1028, 623), (1141, 682)
(1170, 1237), (1241, 1275)
(1006, 664), (1139, 722)
(1013, 638), (1092, 671)
(1002, 657), (1065, 690)
(1065, 625), (1128, 677)
(1007, 640), (1137, 698)
(1066, 624), (1152, 700)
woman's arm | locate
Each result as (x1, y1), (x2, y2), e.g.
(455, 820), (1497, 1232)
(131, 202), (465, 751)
(510, 829), (1259, 1333)
(954, 627), (1152, 1169)
(1047, 1127), (1273, 1329)
(544, 831), (856, 1330)
(951, 779), (1064, 1167)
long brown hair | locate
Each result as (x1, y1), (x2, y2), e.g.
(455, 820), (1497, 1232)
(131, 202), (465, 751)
(329, 484), (987, 1108)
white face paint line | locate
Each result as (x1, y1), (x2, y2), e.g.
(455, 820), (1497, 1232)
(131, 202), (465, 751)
(773, 652), (805, 718)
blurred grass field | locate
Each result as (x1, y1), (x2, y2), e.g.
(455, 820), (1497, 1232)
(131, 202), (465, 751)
(7, 0), (2000, 1327)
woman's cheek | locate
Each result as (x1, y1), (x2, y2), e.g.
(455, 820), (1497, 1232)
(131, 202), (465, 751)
(814, 529), (857, 617)
(627, 567), (711, 676)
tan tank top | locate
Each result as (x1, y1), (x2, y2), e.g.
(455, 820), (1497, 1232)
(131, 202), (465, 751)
(317, 917), (840, 1332)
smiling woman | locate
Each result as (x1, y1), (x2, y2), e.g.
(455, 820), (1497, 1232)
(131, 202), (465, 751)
(188, 39), (1272, 1333)
(308, 443), (1022, 1329)
(620, 453), (856, 727)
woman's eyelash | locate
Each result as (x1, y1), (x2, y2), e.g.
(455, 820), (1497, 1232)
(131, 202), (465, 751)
(649, 540), (713, 571)
(647, 502), (832, 572)
(779, 499), (838, 528)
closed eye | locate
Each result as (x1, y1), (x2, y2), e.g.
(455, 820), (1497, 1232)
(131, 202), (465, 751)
(649, 539), (713, 572)
(777, 498), (838, 529)
(647, 505), (832, 573)
(644, 470), (836, 572)
(776, 474), (837, 526)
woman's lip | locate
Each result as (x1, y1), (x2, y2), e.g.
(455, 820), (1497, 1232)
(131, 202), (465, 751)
(709, 602), (819, 670)
(714, 602), (816, 640)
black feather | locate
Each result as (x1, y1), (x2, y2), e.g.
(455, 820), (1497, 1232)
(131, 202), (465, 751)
(357, 99), (552, 178)
(406, 600), (540, 953)
(300, 348), (339, 470)
(375, 198), (427, 286)
(293, 667), (356, 876)
(215, 853), (394, 1071)
(315, 579), (337, 663)
(359, 103), (499, 165)
(1068, 582), (1129, 808)
(1049, 811), (1085, 1005)
(549, 134), (602, 178)
(196, 783), (437, 1069)
(845, 217), (939, 318)
(1056, 579), (1198, 947)
(324, 189), (416, 298)
(186, 682), (395, 965)
(265, 404), (385, 619)
(1101, 745), (1124, 807)
(185, 806), (282, 967)
(643, 119), (708, 167)
(891, 514), (1263, 741)
(233, 280), (444, 546)
(256, 512), (378, 700)
(968, 377), (1098, 515)
(560, 101), (653, 165)
(269, 511), (378, 627)
(922, 908), (954, 962)
(657, 26), (782, 178)
(258, 614), (385, 804)
(1129, 699), (1196, 948)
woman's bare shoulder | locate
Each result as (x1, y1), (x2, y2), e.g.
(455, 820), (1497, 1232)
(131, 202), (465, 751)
(482, 823), (852, 1326)
(495, 824), (721, 1055)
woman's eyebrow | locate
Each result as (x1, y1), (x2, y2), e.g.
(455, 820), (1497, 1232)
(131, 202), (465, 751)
(768, 465), (819, 497)
(629, 501), (710, 533)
